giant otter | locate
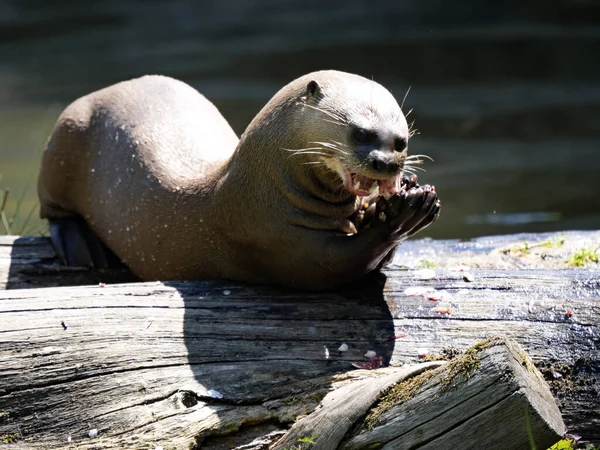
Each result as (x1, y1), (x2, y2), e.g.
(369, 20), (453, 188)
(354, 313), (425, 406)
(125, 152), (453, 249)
(38, 70), (440, 289)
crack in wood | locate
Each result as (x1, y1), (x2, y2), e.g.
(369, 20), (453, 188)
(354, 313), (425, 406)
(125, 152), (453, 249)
(0, 362), (190, 396)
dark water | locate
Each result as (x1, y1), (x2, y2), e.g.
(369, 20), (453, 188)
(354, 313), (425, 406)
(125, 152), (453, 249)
(1, 0), (599, 238)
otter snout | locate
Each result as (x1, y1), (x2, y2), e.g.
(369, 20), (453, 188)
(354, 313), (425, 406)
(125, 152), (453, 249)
(366, 150), (401, 176)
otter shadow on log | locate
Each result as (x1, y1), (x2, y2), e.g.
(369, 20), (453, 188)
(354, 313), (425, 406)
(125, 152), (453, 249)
(177, 273), (396, 448)
(0, 238), (396, 449)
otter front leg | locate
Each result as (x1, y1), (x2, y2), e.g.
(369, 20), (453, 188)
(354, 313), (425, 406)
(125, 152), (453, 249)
(349, 175), (438, 236)
(373, 183), (440, 268)
(376, 183), (440, 239)
(304, 184), (440, 289)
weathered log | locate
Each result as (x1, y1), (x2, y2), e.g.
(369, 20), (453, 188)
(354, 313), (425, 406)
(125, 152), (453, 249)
(0, 278), (435, 449)
(3, 230), (600, 290)
(0, 231), (599, 448)
(338, 337), (564, 450)
(269, 363), (446, 450)
(270, 337), (564, 450)
(0, 278), (568, 449)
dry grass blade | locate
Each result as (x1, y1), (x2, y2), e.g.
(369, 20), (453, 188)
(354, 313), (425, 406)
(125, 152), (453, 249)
(1, 188), (11, 234)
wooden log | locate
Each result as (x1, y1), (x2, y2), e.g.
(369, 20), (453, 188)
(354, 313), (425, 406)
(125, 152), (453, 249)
(0, 232), (599, 447)
(274, 337), (564, 450)
(0, 279), (437, 449)
(338, 337), (564, 450)
(3, 230), (600, 290)
(269, 363), (445, 450)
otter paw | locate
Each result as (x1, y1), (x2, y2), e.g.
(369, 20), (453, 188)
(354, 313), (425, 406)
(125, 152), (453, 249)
(375, 183), (440, 238)
(400, 174), (420, 191)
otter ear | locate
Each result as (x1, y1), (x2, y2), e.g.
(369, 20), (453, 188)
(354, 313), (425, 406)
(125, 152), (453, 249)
(305, 80), (321, 99)
(306, 80), (320, 96)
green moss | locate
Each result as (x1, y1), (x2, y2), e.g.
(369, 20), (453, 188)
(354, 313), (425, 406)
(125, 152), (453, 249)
(417, 259), (437, 269)
(538, 237), (566, 249)
(550, 438), (599, 450)
(508, 237), (565, 256)
(280, 435), (317, 450)
(297, 435), (316, 444)
(363, 338), (503, 432)
(436, 338), (494, 391)
(0, 433), (19, 444)
(422, 347), (461, 362)
(422, 353), (448, 362)
(362, 367), (441, 431)
(566, 247), (599, 267)
(515, 242), (531, 254)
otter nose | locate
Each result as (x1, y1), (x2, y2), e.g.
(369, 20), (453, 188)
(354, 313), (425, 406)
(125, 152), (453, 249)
(367, 150), (400, 175)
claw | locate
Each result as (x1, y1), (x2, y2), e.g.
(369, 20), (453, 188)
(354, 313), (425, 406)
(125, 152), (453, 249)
(374, 178), (441, 239)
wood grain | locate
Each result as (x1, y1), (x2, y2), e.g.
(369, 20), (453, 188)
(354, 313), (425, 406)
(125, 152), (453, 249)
(340, 338), (564, 450)
(0, 233), (599, 448)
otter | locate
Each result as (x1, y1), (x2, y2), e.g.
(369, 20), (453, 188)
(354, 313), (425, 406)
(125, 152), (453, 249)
(38, 70), (440, 290)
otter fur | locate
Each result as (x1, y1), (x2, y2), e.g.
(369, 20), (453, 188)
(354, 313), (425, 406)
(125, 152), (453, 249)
(38, 70), (440, 289)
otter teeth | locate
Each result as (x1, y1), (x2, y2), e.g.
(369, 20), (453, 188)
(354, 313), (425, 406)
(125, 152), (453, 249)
(378, 177), (401, 199)
(353, 175), (376, 192)
(345, 171), (393, 196)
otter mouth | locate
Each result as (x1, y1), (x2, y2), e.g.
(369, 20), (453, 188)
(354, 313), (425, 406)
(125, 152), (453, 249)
(341, 167), (401, 199)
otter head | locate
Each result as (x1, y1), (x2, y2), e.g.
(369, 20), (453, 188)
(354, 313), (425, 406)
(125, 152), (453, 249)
(292, 71), (411, 199)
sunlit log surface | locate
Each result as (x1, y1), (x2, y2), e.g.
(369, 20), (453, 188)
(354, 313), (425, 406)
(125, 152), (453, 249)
(0, 231), (598, 448)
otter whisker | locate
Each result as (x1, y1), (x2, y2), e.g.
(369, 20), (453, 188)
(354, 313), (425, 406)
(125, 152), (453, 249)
(406, 154), (433, 162)
(281, 147), (332, 162)
(282, 147), (328, 153)
(405, 108), (414, 118)
(404, 159), (426, 167)
(304, 104), (343, 121)
(303, 104), (347, 125)
(310, 141), (350, 156)
(400, 86), (412, 111)
(286, 151), (330, 158)
(321, 119), (346, 126)
(404, 164), (426, 173)
(329, 140), (353, 154)
(407, 119), (419, 138)
(402, 169), (418, 179)
(405, 157), (432, 168)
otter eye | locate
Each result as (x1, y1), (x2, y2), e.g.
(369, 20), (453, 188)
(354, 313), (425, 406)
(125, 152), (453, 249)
(395, 137), (408, 152)
(352, 127), (376, 145)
